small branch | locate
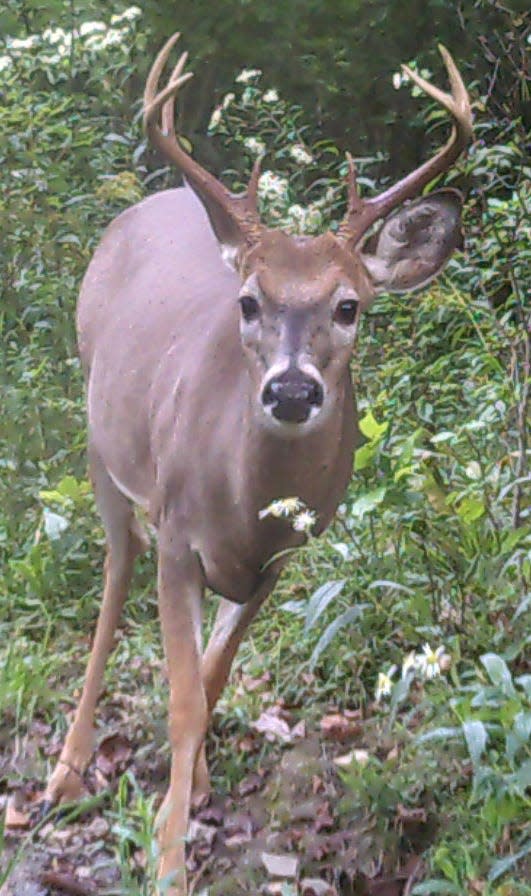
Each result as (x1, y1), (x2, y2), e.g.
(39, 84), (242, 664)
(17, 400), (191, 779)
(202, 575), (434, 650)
(40, 871), (96, 896)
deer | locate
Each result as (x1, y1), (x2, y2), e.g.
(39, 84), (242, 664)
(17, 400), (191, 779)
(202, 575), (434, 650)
(41, 33), (473, 894)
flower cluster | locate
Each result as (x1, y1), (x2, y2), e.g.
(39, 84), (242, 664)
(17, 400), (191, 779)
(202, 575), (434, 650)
(259, 497), (317, 534)
(244, 136), (266, 157)
(1, 6), (141, 70)
(375, 643), (451, 702)
(236, 68), (262, 84)
(289, 144), (313, 166)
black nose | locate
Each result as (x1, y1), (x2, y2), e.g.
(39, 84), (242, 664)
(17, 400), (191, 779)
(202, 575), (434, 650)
(262, 369), (324, 423)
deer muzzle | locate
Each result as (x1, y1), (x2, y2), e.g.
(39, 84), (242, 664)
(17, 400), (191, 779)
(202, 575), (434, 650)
(261, 367), (324, 424)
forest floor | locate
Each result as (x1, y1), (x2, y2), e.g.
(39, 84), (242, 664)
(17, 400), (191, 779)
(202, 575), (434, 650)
(1, 628), (437, 896)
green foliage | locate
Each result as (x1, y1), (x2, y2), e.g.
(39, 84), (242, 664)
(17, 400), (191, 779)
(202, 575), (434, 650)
(0, 4), (529, 894)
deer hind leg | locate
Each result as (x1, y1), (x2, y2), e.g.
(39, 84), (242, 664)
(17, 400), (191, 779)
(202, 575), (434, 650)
(43, 445), (149, 806)
(155, 533), (207, 895)
(192, 569), (279, 804)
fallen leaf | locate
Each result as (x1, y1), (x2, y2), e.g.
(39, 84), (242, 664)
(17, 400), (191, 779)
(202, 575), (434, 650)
(188, 819), (217, 847)
(261, 852), (299, 878)
(95, 732), (132, 776)
(314, 802), (334, 833)
(320, 713), (362, 742)
(334, 749), (369, 768)
(253, 707), (292, 742)
(291, 719), (307, 739)
(237, 773), (263, 797)
(301, 879), (336, 896)
(197, 804), (224, 826)
(395, 803), (427, 825)
(5, 798), (30, 829)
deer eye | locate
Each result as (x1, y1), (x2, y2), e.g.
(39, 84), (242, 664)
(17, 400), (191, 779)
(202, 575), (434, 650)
(239, 295), (260, 323)
(333, 299), (358, 326)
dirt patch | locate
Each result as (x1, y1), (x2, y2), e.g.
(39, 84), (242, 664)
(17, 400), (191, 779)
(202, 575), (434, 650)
(1, 705), (434, 896)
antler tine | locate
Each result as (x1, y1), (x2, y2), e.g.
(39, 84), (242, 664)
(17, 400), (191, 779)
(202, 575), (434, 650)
(143, 32), (263, 242)
(246, 158), (262, 206)
(143, 32), (182, 124)
(161, 51), (189, 135)
(338, 45), (473, 246)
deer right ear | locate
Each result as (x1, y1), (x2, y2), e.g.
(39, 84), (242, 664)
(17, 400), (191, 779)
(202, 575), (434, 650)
(361, 189), (464, 293)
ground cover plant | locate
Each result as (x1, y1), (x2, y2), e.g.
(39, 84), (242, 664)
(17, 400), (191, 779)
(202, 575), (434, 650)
(0, 5), (529, 896)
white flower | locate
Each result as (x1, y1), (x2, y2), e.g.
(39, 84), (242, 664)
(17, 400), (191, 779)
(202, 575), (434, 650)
(208, 107), (222, 130)
(42, 27), (69, 45)
(292, 510), (317, 533)
(401, 651), (418, 679)
(375, 665), (397, 702)
(258, 170), (288, 200)
(8, 35), (40, 49)
(79, 21), (106, 36)
(288, 203), (305, 220)
(236, 68), (262, 83)
(289, 144), (313, 165)
(392, 72), (403, 90)
(244, 136), (265, 157)
(417, 644), (449, 679)
(263, 89), (279, 103)
(222, 92), (235, 109)
(111, 6), (141, 23)
(259, 497), (302, 520)
(0, 56), (12, 71)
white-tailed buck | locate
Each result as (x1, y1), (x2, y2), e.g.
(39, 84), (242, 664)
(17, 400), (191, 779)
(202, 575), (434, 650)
(43, 34), (473, 894)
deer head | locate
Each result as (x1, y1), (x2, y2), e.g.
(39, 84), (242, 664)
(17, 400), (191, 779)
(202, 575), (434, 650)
(144, 35), (473, 432)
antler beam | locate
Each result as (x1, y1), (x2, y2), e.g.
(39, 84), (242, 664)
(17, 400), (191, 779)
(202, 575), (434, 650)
(143, 33), (263, 244)
(338, 45), (473, 246)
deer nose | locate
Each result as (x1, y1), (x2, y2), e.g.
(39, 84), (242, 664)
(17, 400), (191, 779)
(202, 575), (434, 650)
(262, 369), (324, 423)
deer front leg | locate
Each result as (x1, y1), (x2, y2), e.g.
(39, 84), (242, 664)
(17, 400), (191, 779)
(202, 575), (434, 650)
(43, 451), (148, 808)
(156, 537), (207, 896)
(193, 569), (280, 803)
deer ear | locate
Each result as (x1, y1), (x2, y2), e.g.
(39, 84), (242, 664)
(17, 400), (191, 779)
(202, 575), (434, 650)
(361, 189), (464, 293)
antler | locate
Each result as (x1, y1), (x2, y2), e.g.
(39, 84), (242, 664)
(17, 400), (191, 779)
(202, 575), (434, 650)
(143, 33), (264, 245)
(338, 45), (473, 246)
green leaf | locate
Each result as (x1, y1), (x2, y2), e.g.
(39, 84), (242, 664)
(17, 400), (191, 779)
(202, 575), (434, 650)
(430, 431), (456, 444)
(411, 882), (462, 894)
(514, 759), (531, 791)
(349, 486), (386, 519)
(456, 496), (485, 524)
(354, 442), (377, 471)
(416, 727), (461, 745)
(488, 840), (531, 882)
(462, 719), (488, 768)
(304, 579), (346, 632)
(481, 653), (517, 697)
(359, 410), (388, 442)
(309, 604), (368, 668)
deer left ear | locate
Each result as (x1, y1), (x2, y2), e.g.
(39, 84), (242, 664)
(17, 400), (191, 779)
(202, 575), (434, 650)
(361, 189), (464, 293)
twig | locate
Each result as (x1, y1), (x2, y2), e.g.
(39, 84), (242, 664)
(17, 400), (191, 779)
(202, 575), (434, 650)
(40, 871), (96, 896)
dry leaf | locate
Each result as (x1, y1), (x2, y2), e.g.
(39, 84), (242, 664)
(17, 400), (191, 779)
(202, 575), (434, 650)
(5, 797), (30, 829)
(96, 732), (132, 776)
(188, 819), (217, 847)
(261, 852), (299, 878)
(253, 707), (292, 742)
(301, 879), (336, 896)
(237, 773), (263, 797)
(320, 713), (362, 742)
(334, 749), (369, 768)
(395, 803), (427, 825)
